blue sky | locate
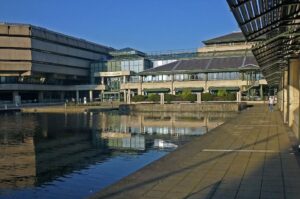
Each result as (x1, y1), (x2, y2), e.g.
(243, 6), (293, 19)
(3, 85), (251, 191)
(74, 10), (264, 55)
(0, 0), (239, 52)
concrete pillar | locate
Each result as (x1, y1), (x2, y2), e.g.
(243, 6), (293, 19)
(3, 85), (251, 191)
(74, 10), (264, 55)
(260, 84), (263, 100)
(76, 90), (79, 103)
(127, 89), (131, 104)
(288, 59), (300, 139)
(171, 75), (175, 95)
(197, 93), (202, 103)
(123, 76), (126, 84)
(236, 91), (241, 102)
(283, 69), (289, 123)
(160, 93), (164, 105)
(101, 77), (104, 85)
(123, 90), (127, 103)
(13, 91), (20, 105)
(38, 91), (44, 102)
(139, 77), (143, 95)
(89, 90), (93, 102)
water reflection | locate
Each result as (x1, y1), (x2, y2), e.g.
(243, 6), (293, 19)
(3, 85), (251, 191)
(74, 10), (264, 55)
(0, 111), (236, 198)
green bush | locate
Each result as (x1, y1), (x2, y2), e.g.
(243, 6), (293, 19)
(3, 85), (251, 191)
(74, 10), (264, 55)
(180, 89), (192, 100)
(224, 93), (236, 101)
(165, 94), (177, 103)
(187, 94), (197, 102)
(132, 95), (147, 102)
(202, 93), (214, 101)
(217, 89), (227, 97)
(147, 94), (160, 102)
(179, 89), (196, 102)
(201, 92), (236, 101)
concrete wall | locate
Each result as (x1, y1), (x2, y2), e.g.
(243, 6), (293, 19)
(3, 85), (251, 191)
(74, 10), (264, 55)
(0, 23), (112, 78)
(122, 79), (255, 94)
(0, 83), (106, 91)
(120, 103), (247, 113)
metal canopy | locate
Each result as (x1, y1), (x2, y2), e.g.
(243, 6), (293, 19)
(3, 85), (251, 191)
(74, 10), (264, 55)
(143, 88), (170, 93)
(227, 0), (300, 41)
(209, 87), (240, 91)
(175, 87), (204, 92)
(227, 0), (300, 85)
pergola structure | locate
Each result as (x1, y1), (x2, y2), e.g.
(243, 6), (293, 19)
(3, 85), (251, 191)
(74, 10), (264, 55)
(227, 0), (300, 137)
(227, 0), (300, 85)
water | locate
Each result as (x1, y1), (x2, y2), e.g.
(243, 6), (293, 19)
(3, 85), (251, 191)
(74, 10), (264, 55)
(0, 111), (236, 199)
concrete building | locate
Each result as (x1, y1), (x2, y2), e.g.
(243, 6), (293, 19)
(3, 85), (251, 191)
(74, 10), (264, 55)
(0, 23), (268, 104)
(0, 23), (113, 103)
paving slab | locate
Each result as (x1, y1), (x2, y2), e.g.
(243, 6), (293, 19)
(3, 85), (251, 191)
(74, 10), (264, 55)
(90, 105), (300, 199)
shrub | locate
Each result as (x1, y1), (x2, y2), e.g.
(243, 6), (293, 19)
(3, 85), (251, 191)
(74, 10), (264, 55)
(165, 94), (177, 103)
(147, 94), (160, 102)
(179, 89), (197, 102)
(225, 93), (236, 101)
(187, 94), (197, 102)
(131, 95), (147, 102)
(217, 89), (227, 97)
(202, 93), (214, 101)
(180, 88), (192, 100)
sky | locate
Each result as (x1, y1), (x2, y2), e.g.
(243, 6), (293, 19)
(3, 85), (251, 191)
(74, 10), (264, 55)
(0, 0), (239, 52)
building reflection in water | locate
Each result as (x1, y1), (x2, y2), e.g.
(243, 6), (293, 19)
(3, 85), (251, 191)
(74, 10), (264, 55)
(0, 111), (236, 193)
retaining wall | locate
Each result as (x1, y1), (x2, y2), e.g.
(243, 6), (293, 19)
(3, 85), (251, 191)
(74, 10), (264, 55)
(119, 102), (247, 113)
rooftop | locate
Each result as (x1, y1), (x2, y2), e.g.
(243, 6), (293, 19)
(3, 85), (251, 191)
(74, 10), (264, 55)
(110, 48), (146, 57)
(0, 22), (114, 53)
(203, 32), (264, 45)
(139, 55), (259, 75)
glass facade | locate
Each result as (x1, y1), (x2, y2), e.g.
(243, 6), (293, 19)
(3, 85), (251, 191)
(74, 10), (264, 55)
(143, 75), (172, 82)
(207, 72), (240, 80)
(141, 72), (260, 83)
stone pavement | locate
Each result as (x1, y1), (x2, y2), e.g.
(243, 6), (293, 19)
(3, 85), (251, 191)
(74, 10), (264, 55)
(91, 105), (300, 199)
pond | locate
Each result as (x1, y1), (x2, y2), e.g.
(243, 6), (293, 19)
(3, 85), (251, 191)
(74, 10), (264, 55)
(0, 111), (237, 199)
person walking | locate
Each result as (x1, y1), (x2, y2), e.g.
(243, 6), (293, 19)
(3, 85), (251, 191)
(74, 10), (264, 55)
(268, 96), (274, 112)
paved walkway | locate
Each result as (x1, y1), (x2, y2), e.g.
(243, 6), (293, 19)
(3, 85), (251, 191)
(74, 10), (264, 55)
(91, 105), (300, 199)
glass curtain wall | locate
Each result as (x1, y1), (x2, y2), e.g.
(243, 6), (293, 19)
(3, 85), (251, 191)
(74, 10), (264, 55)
(207, 72), (239, 80)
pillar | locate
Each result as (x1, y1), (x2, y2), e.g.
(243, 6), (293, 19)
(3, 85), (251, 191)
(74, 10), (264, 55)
(76, 90), (79, 103)
(127, 89), (131, 104)
(101, 77), (104, 85)
(236, 91), (241, 102)
(13, 91), (20, 105)
(283, 69), (289, 123)
(123, 90), (127, 103)
(160, 93), (164, 105)
(171, 75), (175, 95)
(260, 84), (263, 100)
(38, 91), (44, 102)
(123, 76), (126, 84)
(89, 90), (93, 102)
(288, 59), (300, 138)
(197, 93), (202, 103)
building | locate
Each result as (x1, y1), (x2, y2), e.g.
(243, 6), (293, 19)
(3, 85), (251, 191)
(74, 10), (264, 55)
(0, 23), (268, 104)
(0, 23), (113, 104)
(120, 32), (267, 101)
(91, 48), (153, 101)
